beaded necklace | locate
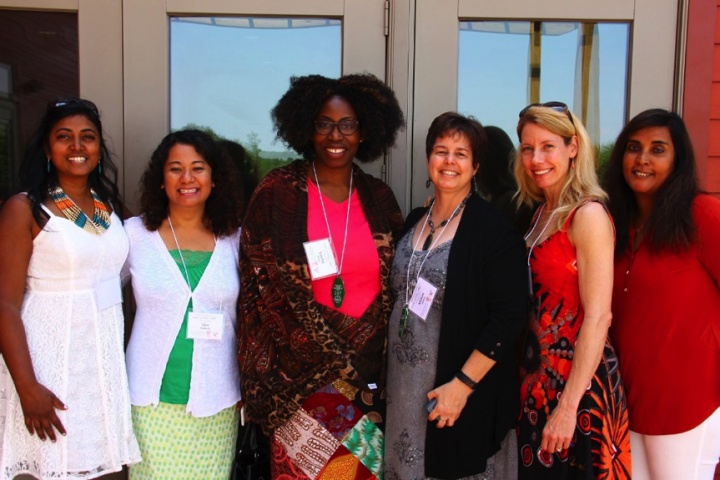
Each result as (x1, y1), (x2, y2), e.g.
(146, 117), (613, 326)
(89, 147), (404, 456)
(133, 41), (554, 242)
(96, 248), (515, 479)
(422, 191), (472, 250)
(49, 184), (111, 234)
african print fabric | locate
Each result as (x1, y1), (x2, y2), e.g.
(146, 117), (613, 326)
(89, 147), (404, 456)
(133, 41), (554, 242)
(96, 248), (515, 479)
(271, 380), (384, 479)
(238, 160), (403, 438)
(518, 205), (631, 479)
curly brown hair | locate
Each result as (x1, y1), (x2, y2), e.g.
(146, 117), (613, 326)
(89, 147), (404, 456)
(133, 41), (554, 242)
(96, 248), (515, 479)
(271, 73), (405, 162)
(139, 129), (242, 236)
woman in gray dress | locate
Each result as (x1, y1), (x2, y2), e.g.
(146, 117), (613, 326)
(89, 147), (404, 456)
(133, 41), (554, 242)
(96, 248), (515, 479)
(384, 112), (527, 480)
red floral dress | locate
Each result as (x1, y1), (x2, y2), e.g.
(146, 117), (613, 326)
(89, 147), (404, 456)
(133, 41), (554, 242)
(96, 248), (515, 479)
(518, 206), (632, 479)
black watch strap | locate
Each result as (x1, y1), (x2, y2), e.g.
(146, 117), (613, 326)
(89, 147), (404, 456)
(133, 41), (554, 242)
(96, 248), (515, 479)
(455, 370), (478, 390)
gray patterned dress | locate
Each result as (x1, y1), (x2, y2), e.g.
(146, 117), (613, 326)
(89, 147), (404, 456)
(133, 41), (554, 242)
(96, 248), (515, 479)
(384, 227), (516, 480)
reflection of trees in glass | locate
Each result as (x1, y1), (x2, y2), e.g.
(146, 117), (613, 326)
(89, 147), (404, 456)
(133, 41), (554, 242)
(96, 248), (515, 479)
(176, 123), (299, 200)
(595, 142), (614, 177)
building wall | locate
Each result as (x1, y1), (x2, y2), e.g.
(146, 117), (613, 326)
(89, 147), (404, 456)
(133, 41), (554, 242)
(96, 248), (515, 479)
(695, 0), (720, 195)
(710, 0), (720, 195)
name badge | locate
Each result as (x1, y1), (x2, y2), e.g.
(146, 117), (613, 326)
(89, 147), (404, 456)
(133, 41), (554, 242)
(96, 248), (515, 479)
(187, 312), (224, 340)
(303, 238), (338, 280)
(95, 276), (122, 311)
(408, 276), (437, 321)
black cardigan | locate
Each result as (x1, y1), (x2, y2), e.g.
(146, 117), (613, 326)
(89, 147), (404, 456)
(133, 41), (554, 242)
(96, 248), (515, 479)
(403, 193), (528, 479)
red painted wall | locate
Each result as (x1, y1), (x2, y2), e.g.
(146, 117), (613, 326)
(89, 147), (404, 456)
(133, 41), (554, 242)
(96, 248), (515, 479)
(685, 0), (719, 194)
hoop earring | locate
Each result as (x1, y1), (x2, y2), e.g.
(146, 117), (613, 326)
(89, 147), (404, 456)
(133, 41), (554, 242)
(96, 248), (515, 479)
(425, 177), (431, 189)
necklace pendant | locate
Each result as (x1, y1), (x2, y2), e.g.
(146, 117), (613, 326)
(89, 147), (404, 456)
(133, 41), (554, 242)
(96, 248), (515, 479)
(332, 275), (345, 308)
(399, 305), (409, 337)
(422, 233), (433, 251)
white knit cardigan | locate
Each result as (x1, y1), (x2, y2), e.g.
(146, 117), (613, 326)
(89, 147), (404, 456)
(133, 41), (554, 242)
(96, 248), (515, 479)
(123, 216), (241, 417)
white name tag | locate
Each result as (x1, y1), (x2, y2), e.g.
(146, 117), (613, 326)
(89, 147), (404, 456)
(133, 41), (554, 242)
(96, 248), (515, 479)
(187, 312), (224, 340)
(95, 276), (122, 311)
(303, 238), (338, 280)
(408, 276), (437, 321)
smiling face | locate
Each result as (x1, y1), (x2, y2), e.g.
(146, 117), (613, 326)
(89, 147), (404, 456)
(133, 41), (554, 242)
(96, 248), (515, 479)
(162, 143), (213, 211)
(312, 95), (361, 171)
(427, 132), (478, 195)
(46, 114), (100, 181)
(622, 126), (675, 201)
(520, 122), (577, 200)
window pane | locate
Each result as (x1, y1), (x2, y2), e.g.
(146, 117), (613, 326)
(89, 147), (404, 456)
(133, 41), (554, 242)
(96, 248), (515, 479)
(170, 17), (341, 178)
(458, 21), (629, 155)
(0, 10), (79, 199)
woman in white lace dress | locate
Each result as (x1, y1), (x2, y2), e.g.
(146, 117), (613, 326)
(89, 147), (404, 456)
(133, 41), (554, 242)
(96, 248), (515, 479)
(0, 98), (141, 479)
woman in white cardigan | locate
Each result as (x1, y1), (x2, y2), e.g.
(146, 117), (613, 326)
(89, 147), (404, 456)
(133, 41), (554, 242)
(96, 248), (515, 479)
(123, 129), (243, 479)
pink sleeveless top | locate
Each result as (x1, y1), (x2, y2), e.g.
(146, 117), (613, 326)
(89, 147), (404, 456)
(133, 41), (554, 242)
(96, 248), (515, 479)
(307, 179), (381, 318)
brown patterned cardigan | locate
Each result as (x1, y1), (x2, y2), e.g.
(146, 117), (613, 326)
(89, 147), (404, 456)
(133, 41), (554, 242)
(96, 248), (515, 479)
(237, 159), (403, 436)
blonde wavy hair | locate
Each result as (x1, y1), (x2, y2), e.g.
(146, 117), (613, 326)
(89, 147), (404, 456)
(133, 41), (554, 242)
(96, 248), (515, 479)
(513, 105), (606, 230)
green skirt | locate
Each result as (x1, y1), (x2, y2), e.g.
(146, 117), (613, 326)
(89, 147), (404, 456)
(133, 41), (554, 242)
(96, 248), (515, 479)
(129, 402), (239, 480)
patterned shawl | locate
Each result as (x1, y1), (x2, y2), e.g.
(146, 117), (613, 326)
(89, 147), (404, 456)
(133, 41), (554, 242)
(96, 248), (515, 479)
(238, 159), (403, 436)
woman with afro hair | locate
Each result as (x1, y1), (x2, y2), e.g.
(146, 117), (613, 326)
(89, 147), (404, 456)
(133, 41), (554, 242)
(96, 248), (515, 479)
(238, 73), (405, 479)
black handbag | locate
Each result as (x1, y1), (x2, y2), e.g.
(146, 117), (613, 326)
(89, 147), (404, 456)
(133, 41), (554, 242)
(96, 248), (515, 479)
(231, 422), (271, 480)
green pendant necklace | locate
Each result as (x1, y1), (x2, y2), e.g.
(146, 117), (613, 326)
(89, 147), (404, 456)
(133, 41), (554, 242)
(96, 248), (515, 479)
(312, 161), (353, 308)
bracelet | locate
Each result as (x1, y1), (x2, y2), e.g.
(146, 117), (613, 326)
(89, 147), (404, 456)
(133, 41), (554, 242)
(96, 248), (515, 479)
(455, 370), (478, 390)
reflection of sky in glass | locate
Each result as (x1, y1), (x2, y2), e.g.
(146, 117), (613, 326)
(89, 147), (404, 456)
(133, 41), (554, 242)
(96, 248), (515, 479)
(170, 18), (341, 152)
(459, 22), (629, 146)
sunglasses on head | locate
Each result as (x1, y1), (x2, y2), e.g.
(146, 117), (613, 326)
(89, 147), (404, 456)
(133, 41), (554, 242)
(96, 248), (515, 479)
(48, 98), (99, 116)
(519, 101), (575, 128)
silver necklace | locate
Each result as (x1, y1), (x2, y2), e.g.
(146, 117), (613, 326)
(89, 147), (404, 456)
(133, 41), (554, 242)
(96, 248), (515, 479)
(422, 192), (471, 250)
(311, 161), (353, 308)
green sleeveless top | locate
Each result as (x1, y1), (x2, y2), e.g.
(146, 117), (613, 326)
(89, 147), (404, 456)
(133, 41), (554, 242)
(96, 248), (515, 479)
(159, 250), (212, 404)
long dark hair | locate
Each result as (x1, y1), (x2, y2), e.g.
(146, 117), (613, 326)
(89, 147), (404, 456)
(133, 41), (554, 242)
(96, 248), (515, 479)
(139, 129), (241, 237)
(602, 108), (699, 255)
(16, 98), (121, 224)
(476, 125), (516, 199)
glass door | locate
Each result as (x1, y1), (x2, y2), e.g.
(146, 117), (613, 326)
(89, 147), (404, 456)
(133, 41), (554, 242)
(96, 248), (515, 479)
(405, 0), (679, 209)
(122, 0), (389, 209)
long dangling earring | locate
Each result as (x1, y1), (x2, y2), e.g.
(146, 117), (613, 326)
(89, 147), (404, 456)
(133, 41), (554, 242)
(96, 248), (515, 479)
(425, 177), (431, 189)
(98, 158), (103, 174)
(47, 157), (51, 173)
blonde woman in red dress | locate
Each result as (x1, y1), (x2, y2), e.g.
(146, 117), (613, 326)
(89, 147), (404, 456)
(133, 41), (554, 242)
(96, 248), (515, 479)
(515, 102), (631, 479)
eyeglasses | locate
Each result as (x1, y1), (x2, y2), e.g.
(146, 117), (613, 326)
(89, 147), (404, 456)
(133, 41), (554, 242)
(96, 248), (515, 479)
(48, 98), (99, 115)
(519, 101), (575, 128)
(314, 119), (359, 136)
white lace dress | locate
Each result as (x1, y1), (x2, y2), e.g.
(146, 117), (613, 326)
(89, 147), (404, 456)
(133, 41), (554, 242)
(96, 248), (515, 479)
(0, 208), (141, 480)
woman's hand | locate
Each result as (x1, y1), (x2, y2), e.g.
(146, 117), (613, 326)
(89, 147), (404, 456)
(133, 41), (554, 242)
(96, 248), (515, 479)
(17, 382), (67, 441)
(541, 402), (577, 453)
(426, 377), (473, 428)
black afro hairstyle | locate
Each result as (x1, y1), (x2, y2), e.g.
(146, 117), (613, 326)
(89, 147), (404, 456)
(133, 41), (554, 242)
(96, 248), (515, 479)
(271, 73), (405, 163)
